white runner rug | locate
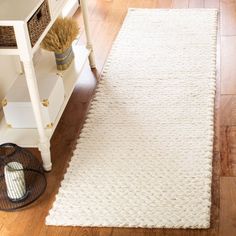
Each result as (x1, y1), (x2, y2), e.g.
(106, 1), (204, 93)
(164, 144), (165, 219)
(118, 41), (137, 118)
(46, 9), (218, 228)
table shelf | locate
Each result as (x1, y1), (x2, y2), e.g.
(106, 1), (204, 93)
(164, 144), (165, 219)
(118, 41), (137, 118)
(0, 43), (90, 147)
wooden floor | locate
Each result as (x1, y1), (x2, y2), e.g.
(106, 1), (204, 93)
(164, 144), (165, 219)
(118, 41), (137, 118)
(0, 0), (236, 235)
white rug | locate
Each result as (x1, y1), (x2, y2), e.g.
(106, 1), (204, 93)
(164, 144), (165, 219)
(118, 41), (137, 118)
(46, 9), (218, 228)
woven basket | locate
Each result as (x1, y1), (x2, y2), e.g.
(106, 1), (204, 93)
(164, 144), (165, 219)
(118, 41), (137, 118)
(0, 0), (51, 48)
(0, 27), (16, 47)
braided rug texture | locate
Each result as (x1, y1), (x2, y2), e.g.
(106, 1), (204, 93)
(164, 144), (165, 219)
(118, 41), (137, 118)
(46, 9), (218, 228)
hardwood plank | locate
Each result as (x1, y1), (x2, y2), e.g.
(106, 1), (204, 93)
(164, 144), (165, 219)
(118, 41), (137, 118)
(220, 126), (236, 176)
(204, 0), (219, 8)
(127, 0), (146, 8)
(220, 36), (236, 95)
(89, 0), (111, 21)
(220, 95), (236, 126)
(212, 152), (221, 235)
(210, 9), (221, 160)
(172, 0), (189, 8)
(71, 227), (113, 236)
(75, 5), (127, 73)
(189, 0), (204, 7)
(156, 0), (173, 8)
(214, 107), (220, 153)
(127, 0), (172, 8)
(220, 0), (236, 36)
(220, 177), (236, 236)
(214, 32), (221, 153)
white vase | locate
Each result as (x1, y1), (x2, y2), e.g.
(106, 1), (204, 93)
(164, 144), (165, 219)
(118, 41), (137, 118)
(4, 162), (26, 201)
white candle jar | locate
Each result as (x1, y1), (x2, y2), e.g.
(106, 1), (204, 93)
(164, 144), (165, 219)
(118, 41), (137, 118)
(4, 162), (27, 201)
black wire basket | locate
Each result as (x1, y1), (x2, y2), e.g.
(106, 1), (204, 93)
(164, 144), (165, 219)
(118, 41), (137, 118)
(0, 143), (46, 211)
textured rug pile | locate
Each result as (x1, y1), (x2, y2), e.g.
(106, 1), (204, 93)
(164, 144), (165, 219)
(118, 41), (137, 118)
(46, 9), (218, 228)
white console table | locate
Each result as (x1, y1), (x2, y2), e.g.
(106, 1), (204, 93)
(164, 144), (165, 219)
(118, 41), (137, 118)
(0, 0), (95, 171)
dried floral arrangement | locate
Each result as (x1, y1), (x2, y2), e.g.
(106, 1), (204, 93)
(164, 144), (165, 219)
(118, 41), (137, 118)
(41, 17), (79, 53)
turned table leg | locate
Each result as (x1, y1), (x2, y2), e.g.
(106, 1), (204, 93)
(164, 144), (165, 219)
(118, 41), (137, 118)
(80, 0), (96, 68)
(14, 22), (52, 171)
(23, 60), (52, 171)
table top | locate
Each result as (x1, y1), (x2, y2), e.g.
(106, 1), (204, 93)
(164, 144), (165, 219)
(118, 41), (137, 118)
(0, 0), (44, 22)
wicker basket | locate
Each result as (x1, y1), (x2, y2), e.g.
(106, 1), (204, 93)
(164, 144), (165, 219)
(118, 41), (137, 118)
(0, 0), (51, 48)
(0, 27), (16, 47)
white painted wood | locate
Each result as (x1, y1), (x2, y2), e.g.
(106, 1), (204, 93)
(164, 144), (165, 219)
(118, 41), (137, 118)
(14, 22), (52, 171)
(0, 0), (81, 56)
(40, 45), (90, 135)
(0, 48), (19, 56)
(13, 22), (33, 60)
(0, 0), (95, 170)
(0, 0), (44, 22)
(3, 75), (65, 128)
(23, 60), (52, 171)
(0, 117), (51, 147)
(0, 45), (89, 146)
(0, 56), (19, 101)
(80, 0), (96, 68)
(13, 56), (24, 74)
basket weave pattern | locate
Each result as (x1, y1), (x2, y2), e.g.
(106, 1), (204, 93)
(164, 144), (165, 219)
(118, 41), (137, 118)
(27, 0), (51, 47)
(0, 27), (16, 47)
(0, 0), (51, 48)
